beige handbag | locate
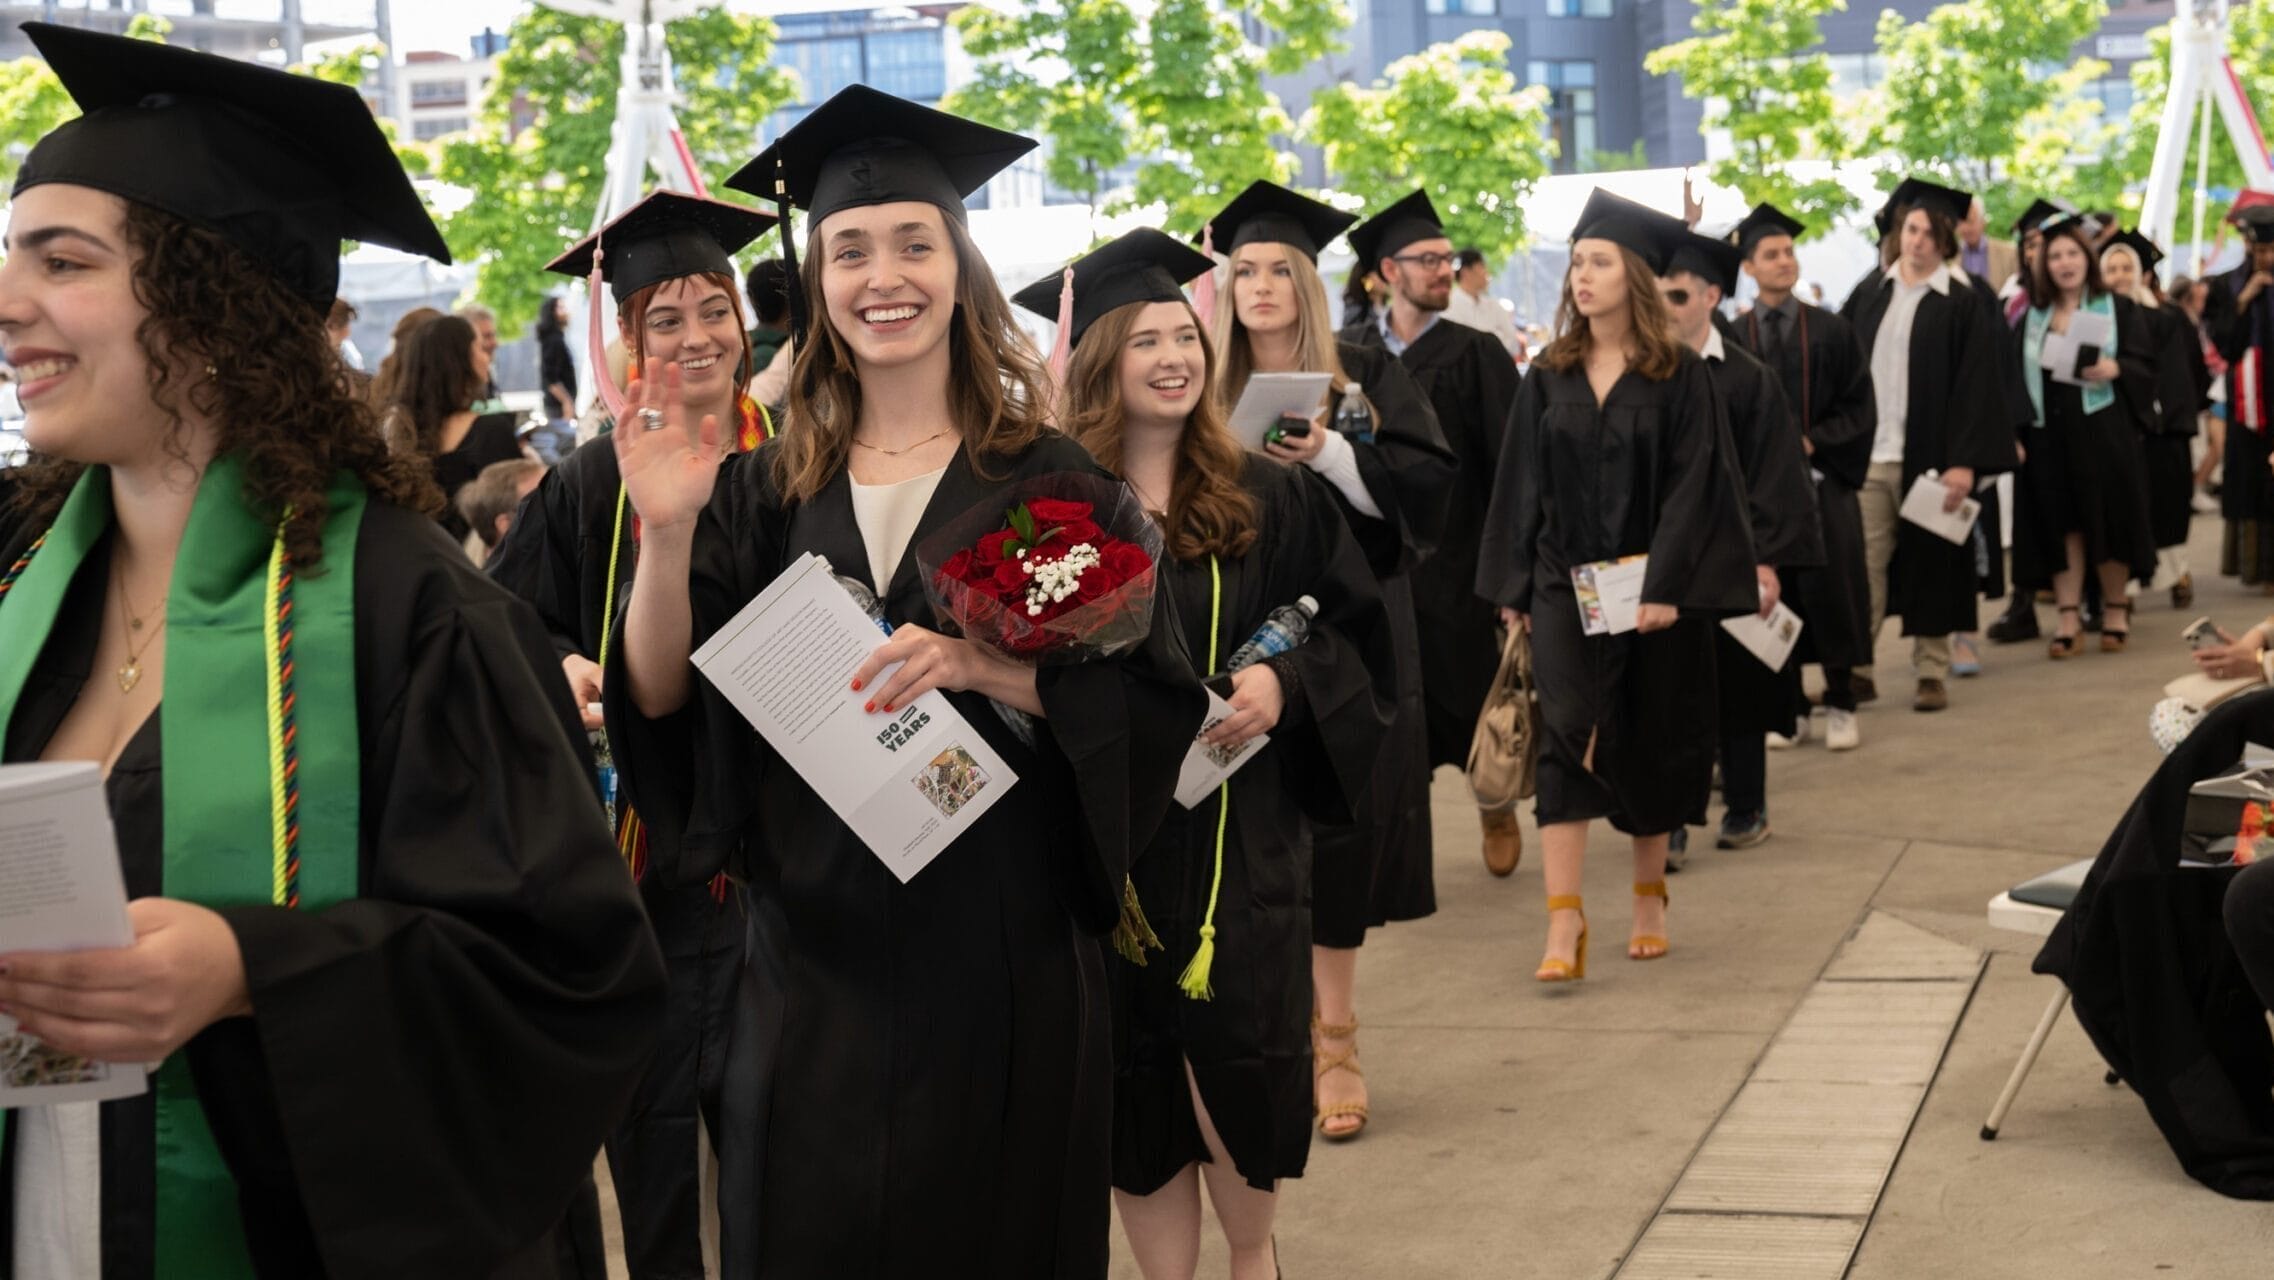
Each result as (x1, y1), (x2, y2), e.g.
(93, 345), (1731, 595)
(1467, 626), (1540, 809)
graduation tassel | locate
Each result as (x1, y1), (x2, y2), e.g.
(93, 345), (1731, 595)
(585, 247), (630, 424)
(1190, 222), (1219, 330)
(1112, 875), (1164, 965)
(776, 167), (809, 351)
(1045, 266), (1076, 390)
(1178, 553), (1230, 1002)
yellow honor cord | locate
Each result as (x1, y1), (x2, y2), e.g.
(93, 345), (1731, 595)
(1177, 554), (1229, 1001)
(262, 526), (290, 906)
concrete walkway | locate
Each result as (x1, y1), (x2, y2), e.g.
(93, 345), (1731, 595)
(1115, 521), (2274, 1279)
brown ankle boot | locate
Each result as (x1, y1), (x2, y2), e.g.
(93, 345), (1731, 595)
(1481, 807), (1522, 877)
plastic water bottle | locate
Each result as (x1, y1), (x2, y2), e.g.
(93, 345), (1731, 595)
(1333, 383), (1373, 444)
(1226, 595), (1319, 672)
(822, 556), (894, 636)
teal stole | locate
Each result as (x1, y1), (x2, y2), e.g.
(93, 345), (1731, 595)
(2023, 292), (2117, 424)
(0, 454), (364, 1276)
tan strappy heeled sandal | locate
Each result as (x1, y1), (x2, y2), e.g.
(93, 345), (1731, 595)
(1313, 1015), (1369, 1141)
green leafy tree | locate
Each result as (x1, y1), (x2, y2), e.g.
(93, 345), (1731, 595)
(2079, 6), (2274, 236)
(1300, 31), (1554, 262)
(0, 14), (170, 189)
(1643, 0), (1857, 234)
(946, 0), (1345, 232)
(433, 4), (795, 334)
(1863, 0), (2109, 228)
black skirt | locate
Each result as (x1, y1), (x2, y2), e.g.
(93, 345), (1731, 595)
(1311, 572), (1436, 949)
(2015, 384), (2158, 585)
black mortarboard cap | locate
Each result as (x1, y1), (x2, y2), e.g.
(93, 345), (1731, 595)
(546, 191), (777, 304)
(2034, 209), (2103, 246)
(2103, 227), (2166, 275)
(1877, 177), (1972, 236)
(1198, 181), (1357, 263)
(1346, 190), (1446, 271)
(1011, 228), (1214, 349)
(1665, 230), (1743, 296)
(12, 22), (449, 309)
(1733, 202), (1807, 256)
(2230, 192), (2274, 244)
(1569, 189), (1691, 275)
(725, 85), (1033, 227)
(2012, 198), (2074, 237)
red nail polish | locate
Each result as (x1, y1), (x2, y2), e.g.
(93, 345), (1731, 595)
(881, 702), (894, 713)
(850, 678), (864, 692)
(863, 701), (875, 713)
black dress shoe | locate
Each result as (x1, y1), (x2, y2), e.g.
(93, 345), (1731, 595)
(1986, 607), (2041, 644)
(1852, 673), (1880, 704)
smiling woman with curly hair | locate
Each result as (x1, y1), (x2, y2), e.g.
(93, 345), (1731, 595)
(0, 25), (663, 1277)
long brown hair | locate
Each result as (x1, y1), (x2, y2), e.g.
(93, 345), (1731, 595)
(1062, 299), (1258, 561)
(1210, 243), (1378, 432)
(2029, 221), (2107, 310)
(380, 313), (483, 457)
(366, 305), (442, 408)
(10, 202), (437, 567)
(619, 270), (752, 410)
(770, 214), (1052, 503)
(1534, 244), (1685, 381)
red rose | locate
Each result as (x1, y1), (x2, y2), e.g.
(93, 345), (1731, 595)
(976, 527), (1019, 565)
(1026, 497), (1093, 526)
(992, 556), (1030, 594)
(940, 549), (977, 584)
(1101, 538), (1153, 585)
(1056, 518), (1103, 546)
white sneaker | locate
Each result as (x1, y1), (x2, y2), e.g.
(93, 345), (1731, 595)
(1767, 713), (1811, 750)
(1826, 709), (1860, 752)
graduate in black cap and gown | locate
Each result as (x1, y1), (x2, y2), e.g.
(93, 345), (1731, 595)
(1017, 227), (1394, 1280)
(604, 87), (1206, 1277)
(485, 190), (777, 1280)
(1985, 196), (2086, 644)
(1658, 228), (1820, 855)
(0, 24), (665, 1277)
(1720, 203), (1877, 753)
(1335, 191), (1520, 860)
(1839, 177), (2016, 712)
(1474, 190), (1756, 982)
(2100, 227), (2214, 607)
(1196, 181), (1456, 1142)
(2204, 202), (2274, 586)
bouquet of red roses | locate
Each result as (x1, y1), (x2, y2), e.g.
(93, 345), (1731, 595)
(918, 471), (1164, 663)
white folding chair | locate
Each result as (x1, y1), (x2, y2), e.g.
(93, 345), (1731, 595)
(1980, 859), (2108, 1141)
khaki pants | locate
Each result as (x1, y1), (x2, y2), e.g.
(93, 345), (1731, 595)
(1858, 461), (1953, 682)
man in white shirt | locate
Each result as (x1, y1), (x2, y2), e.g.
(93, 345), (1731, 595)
(1445, 248), (1525, 361)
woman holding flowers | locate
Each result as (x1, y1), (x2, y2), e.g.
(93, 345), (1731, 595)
(1021, 228), (1395, 1280)
(606, 90), (1204, 1277)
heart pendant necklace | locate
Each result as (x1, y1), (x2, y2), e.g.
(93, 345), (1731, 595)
(114, 566), (165, 694)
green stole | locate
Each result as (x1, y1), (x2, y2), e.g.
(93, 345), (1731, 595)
(2023, 292), (2118, 423)
(0, 454), (364, 1276)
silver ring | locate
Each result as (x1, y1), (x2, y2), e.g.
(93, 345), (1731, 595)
(638, 407), (666, 432)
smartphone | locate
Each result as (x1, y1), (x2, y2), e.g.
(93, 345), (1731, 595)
(2075, 345), (2103, 378)
(1278, 419), (1312, 439)
(2183, 616), (2221, 650)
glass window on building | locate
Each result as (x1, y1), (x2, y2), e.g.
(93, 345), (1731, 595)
(1423, 0), (1496, 14)
(2085, 76), (2135, 121)
(775, 34), (864, 124)
(1529, 60), (1597, 174)
(866, 28), (947, 102)
(1545, 0), (1614, 16)
(412, 116), (469, 141)
(1825, 53), (1887, 99)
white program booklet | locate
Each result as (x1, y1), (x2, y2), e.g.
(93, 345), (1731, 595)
(692, 552), (1018, 883)
(1572, 555), (1649, 636)
(2039, 309), (2116, 387)
(1226, 372), (1333, 450)
(0, 762), (148, 1109)
(1899, 470), (1980, 545)
(1721, 601), (1806, 671)
(1174, 687), (1271, 810)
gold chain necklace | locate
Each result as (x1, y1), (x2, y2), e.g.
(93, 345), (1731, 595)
(851, 428), (951, 457)
(113, 567), (165, 693)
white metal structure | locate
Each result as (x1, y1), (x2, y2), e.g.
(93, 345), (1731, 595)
(540, 0), (715, 229)
(2141, 0), (2274, 275)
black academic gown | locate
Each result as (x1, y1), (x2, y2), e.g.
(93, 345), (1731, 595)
(605, 434), (1206, 1278)
(1340, 315), (1520, 768)
(2138, 301), (2212, 551)
(1474, 352), (1758, 835)
(2007, 295), (2161, 590)
(1721, 302), (1877, 670)
(0, 501), (666, 1279)
(1966, 269), (2031, 602)
(1114, 457), (1395, 1195)
(1305, 343), (1456, 949)
(2034, 690), (2274, 1200)
(485, 432), (743, 1280)
(432, 411), (528, 544)
(1703, 336), (1822, 737)
(2205, 267), (2274, 581)
(1840, 270), (2018, 636)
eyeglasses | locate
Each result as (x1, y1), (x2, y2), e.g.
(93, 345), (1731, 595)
(1662, 288), (1691, 307)
(1390, 252), (1453, 272)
